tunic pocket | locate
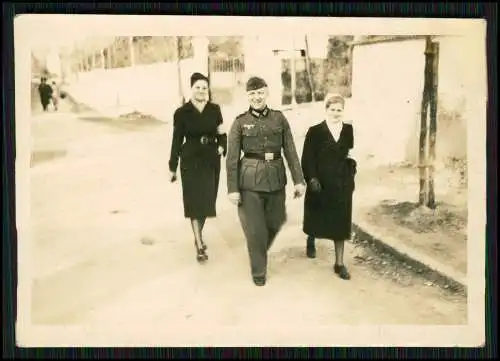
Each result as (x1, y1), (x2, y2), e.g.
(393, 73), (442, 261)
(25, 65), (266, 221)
(266, 160), (287, 190)
(267, 125), (283, 145)
(239, 158), (260, 190)
(242, 127), (258, 137)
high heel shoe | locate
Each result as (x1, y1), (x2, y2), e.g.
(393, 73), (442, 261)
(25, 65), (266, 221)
(195, 241), (208, 263)
(334, 264), (351, 280)
(196, 249), (208, 263)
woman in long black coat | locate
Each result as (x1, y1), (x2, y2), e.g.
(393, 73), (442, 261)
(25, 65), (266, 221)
(301, 93), (357, 280)
(169, 72), (227, 263)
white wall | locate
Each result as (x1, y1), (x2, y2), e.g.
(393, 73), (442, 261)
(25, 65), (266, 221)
(67, 60), (195, 122)
(350, 36), (476, 168)
(351, 39), (426, 166)
(242, 35), (284, 109)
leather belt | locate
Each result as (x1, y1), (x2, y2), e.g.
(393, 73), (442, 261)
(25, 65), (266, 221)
(244, 152), (282, 161)
(186, 135), (218, 145)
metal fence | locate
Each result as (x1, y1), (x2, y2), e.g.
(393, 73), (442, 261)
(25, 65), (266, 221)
(209, 56), (245, 73)
(208, 56), (246, 105)
(66, 36), (195, 74)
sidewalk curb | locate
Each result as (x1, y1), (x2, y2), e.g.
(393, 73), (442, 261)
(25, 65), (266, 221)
(352, 219), (467, 294)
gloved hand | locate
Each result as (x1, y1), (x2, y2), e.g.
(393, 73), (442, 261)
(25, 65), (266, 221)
(309, 178), (322, 193)
(170, 172), (177, 183)
(217, 146), (224, 156)
(228, 192), (242, 206)
(293, 183), (306, 198)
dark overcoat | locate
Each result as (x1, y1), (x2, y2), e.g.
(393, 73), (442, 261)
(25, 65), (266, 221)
(38, 83), (53, 105)
(169, 101), (227, 219)
(301, 121), (357, 240)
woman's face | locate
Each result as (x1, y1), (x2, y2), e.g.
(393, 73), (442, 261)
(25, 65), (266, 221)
(326, 102), (344, 121)
(191, 79), (209, 102)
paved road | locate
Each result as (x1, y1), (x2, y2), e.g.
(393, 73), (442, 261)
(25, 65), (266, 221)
(25, 105), (467, 345)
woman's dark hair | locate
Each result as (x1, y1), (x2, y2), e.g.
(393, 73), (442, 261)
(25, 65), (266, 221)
(190, 72), (209, 87)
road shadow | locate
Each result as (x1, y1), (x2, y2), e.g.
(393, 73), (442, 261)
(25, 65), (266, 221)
(31, 149), (68, 167)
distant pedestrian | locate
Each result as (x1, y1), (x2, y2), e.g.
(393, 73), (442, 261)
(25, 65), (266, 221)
(38, 77), (53, 112)
(51, 81), (59, 111)
(226, 76), (306, 286)
(168, 72), (227, 263)
(301, 93), (357, 280)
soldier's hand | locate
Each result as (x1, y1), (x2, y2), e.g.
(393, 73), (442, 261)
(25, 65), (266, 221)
(217, 146), (224, 156)
(309, 178), (322, 193)
(228, 192), (241, 206)
(170, 172), (177, 183)
(293, 183), (306, 199)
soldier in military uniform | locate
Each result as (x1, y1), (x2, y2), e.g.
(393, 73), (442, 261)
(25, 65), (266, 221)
(226, 76), (306, 286)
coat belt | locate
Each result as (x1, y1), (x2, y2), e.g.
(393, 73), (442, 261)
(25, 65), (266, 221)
(186, 135), (218, 145)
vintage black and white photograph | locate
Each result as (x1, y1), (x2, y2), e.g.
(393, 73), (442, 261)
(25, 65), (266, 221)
(15, 15), (487, 347)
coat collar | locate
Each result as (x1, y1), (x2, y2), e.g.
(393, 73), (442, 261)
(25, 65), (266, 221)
(321, 120), (345, 142)
(186, 99), (210, 113)
(249, 106), (269, 118)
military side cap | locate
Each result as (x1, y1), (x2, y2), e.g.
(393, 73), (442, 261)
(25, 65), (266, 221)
(246, 77), (268, 91)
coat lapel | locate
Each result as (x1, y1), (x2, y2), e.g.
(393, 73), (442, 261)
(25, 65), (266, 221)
(321, 120), (345, 145)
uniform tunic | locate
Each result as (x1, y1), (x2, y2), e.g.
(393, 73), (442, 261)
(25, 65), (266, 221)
(226, 107), (305, 278)
(226, 107), (304, 194)
(301, 121), (357, 240)
(169, 101), (227, 219)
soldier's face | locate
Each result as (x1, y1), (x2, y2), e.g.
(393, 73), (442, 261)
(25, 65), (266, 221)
(192, 80), (209, 102)
(247, 87), (268, 110)
(326, 102), (344, 121)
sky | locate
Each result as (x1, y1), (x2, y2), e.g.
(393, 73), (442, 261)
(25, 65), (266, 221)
(19, 14), (332, 56)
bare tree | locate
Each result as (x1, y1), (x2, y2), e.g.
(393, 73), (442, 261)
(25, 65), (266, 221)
(418, 37), (433, 206)
(427, 41), (440, 209)
(418, 36), (440, 208)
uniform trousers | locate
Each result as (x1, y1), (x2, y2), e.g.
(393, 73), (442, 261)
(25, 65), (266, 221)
(238, 188), (287, 278)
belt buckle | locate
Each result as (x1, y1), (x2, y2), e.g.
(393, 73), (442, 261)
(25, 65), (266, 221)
(200, 136), (209, 145)
(264, 152), (274, 161)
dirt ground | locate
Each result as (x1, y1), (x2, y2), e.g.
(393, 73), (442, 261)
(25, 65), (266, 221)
(22, 102), (469, 346)
(353, 164), (468, 276)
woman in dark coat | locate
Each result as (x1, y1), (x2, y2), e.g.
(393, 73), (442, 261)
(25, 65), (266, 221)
(301, 93), (357, 280)
(169, 72), (227, 263)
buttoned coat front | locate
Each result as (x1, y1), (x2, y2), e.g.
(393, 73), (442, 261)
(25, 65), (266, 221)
(169, 101), (227, 218)
(226, 108), (305, 194)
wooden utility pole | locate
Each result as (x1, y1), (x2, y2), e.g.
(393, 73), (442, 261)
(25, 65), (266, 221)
(129, 36), (136, 67)
(304, 35), (317, 102)
(205, 37), (211, 102)
(100, 47), (105, 70)
(110, 41), (115, 69)
(176, 36), (185, 105)
(427, 41), (440, 209)
(418, 36), (433, 206)
(290, 36), (297, 106)
(207, 56), (212, 102)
